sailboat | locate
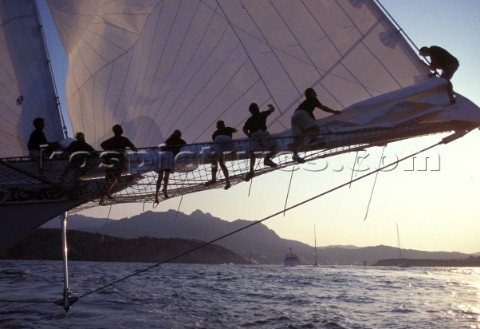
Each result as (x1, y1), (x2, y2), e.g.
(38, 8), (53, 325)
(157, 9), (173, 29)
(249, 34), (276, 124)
(396, 223), (409, 268)
(313, 225), (319, 267)
(1, 0), (479, 310)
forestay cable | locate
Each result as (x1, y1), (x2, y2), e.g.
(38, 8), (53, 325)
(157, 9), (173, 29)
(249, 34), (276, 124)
(283, 164), (297, 217)
(363, 145), (386, 221)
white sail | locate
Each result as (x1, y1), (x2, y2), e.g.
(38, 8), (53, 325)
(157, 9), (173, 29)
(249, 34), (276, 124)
(0, 0), (64, 157)
(46, 0), (429, 149)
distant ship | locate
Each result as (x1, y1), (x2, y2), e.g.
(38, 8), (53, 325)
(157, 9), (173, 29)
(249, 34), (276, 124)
(284, 248), (301, 267)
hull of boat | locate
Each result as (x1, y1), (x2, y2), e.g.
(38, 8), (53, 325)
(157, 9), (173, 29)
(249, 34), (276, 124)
(284, 259), (301, 267)
(0, 200), (86, 254)
(0, 156), (143, 254)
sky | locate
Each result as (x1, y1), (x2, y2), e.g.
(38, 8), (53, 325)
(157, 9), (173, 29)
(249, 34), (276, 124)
(39, 0), (480, 254)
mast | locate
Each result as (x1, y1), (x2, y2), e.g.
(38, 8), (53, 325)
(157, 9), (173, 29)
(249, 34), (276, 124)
(396, 223), (403, 260)
(314, 225), (318, 266)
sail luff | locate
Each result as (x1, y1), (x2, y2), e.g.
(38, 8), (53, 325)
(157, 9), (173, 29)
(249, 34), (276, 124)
(36, 0), (68, 139)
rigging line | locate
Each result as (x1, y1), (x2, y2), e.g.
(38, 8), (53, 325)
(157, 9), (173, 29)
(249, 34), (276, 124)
(214, 0), (285, 115)
(246, 158), (261, 197)
(75, 139), (443, 302)
(139, 0), (207, 125)
(247, 174), (253, 197)
(190, 79), (262, 142)
(176, 57), (252, 139)
(140, 0), (186, 104)
(333, 0), (404, 90)
(175, 195), (184, 222)
(134, 1), (187, 136)
(273, 0), (346, 107)
(374, 0), (430, 75)
(86, 2), (164, 126)
(283, 164), (296, 217)
(349, 151), (358, 188)
(152, 19), (231, 135)
(0, 160), (58, 187)
(157, 39), (244, 139)
(241, 0), (303, 110)
(100, 205), (113, 243)
(363, 145), (386, 221)
(0, 299), (53, 304)
(174, 173), (190, 221)
(375, 0), (420, 52)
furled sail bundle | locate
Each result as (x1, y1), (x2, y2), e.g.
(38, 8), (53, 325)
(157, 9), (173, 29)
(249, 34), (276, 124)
(1, 0), (480, 254)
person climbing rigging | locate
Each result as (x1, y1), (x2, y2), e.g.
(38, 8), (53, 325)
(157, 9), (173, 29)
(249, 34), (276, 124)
(290, 88), (340, 163)
(419, 45), (459, 105)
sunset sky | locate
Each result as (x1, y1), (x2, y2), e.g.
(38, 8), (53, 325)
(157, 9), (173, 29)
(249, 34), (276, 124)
(40, 0), (480, 254)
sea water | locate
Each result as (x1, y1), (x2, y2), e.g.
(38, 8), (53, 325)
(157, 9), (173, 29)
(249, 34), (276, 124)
(0, 260), (478, 329)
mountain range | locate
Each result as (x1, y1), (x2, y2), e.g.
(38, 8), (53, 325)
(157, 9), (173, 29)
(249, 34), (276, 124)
(41, 209), (476, 265)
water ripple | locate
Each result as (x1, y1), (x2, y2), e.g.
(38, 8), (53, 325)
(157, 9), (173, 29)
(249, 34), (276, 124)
(0, 261), (479, 328)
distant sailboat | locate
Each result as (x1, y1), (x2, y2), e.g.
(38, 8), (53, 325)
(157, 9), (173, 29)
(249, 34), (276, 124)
(396, 223), (409, 267)
(313, 225), (319, 267)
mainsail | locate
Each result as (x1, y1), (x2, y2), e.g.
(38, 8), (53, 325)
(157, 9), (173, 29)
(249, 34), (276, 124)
(1, 0), (480, 255)
(46, 0), (430, 148)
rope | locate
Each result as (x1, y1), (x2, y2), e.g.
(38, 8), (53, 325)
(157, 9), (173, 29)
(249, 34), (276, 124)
(375, 0), (421, 52)
(174, 173), (191, 221)
(0, 299), (53, 304)
(363, 146), (386, 221)
(174, 196), (184, 222)
(246, 159), (261, 197)
(73, 139), (442, 302)
(213, 0), (285, 114)
(283, 164), (296, 217)
(349, 151), (359, 188)
(100, 205), (113, 243)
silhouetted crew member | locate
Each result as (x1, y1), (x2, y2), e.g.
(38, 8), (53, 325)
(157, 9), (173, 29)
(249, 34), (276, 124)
(243, 103), (277, 181)
(205, 120), (237, 190)
(419, 46), (459, 105)
(155, 129), (186, 202)
(291, 88), (340, 163)
(60, 132), (95, 189)
(27, 117), (59, 157)
(100, 124), (137, 203)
